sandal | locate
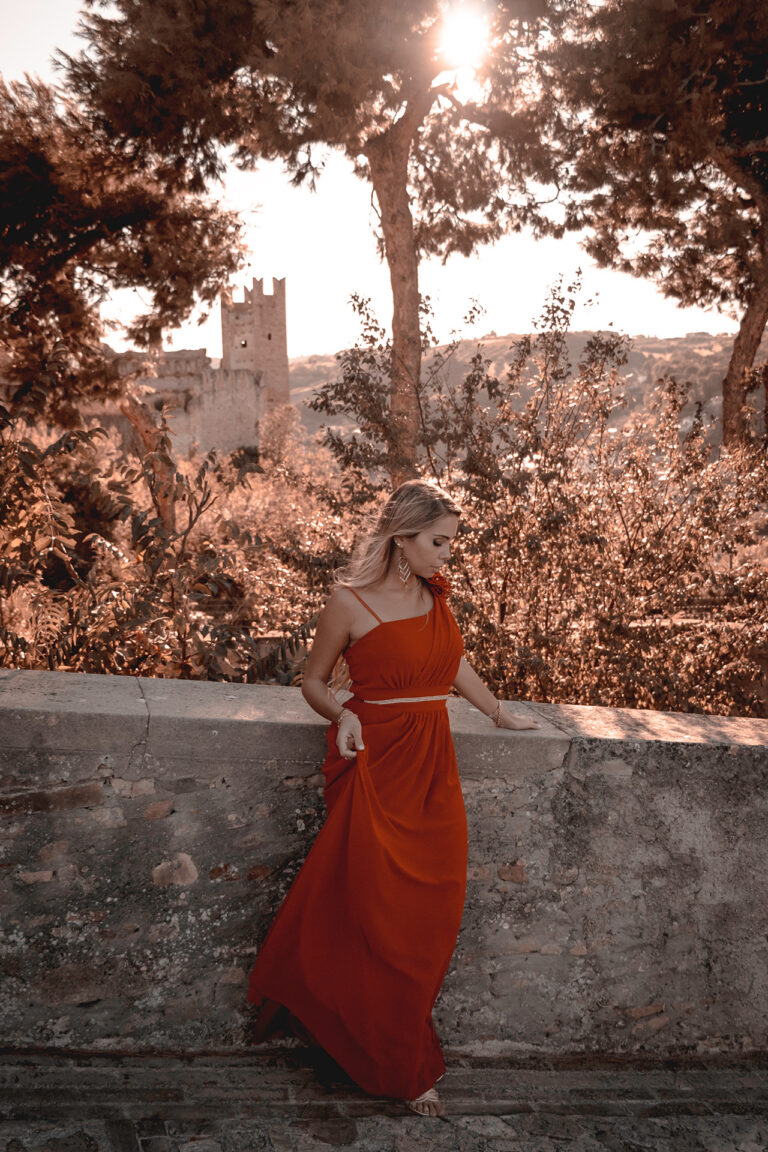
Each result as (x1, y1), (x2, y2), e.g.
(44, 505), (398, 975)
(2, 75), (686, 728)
(405, 1086), (445, 1117)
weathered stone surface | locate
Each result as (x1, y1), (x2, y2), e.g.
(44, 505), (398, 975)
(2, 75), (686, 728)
(0, 672), (147, 754)
(1, 781), (103, 818)
(2, 1109), (767, 1152)
(142, 800), (174, 821)
(139, 680), (325, 765)
(442, 722), (768, 1058)
(152, 854), (199, 887)
(2, 1051), (768, 1151)
(448, 697), (569, 780)
(0, 671), (767, 1060)
(528, 699), (768, 746)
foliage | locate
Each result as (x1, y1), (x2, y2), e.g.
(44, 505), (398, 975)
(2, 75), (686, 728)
(310, 278), (768, 716)
(519, 0), (768, 447)
(66, 0), (548, 245)
(307, 294), (454, 506)
(66, 0), (768, 460)
(0, 370), (350, 682)
(0, 76), (243, 422)
(0, 346), (102, 664)
(0, 74), (275, 678)
(64, 0), (555, 477)
(1, 298), (765, 715)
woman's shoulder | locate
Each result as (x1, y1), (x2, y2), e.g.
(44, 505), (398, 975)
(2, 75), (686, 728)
(324, 584), (356, 613)
(324, 583), (372, 618)
(312, 586), (364, 647)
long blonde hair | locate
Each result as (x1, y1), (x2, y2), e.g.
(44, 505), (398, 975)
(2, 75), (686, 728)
(335, 478), (461, 589)
(328, 480), (461, 692)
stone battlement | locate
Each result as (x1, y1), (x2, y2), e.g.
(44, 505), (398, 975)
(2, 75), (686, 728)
(112, 277), (290, 456)
(1, 669), (766, 1058)
(220, 277), (289, 408)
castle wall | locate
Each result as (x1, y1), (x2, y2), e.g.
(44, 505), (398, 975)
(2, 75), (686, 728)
(84, 278), (289, 457)
(149, 366), (262, 455)
(126, 347), (262, 456)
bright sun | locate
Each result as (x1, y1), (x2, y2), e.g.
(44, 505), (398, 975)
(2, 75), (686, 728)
(438, 3), (490, 71)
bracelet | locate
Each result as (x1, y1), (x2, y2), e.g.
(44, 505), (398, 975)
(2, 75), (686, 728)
(336, 706), (354, 725)
(487, 700), (503, 727)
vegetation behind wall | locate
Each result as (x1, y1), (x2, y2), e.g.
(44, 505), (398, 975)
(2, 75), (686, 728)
(1, 286), (766, 716)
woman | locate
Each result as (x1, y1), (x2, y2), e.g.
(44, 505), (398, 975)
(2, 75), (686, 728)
(248, 479), (540, 1116)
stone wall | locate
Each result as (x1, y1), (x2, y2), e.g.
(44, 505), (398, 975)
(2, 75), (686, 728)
(1, 670), (767, 1057)
(93, 353), (262, 456)
(140, 351), (262, 455)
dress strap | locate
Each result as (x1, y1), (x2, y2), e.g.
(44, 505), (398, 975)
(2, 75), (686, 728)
(347, 587), (384, 624)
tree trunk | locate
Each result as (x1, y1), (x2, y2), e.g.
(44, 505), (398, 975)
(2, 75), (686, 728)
(722, 274), (768, 448)
(119, 391), (176, 534)
(365, 123), (423, 487)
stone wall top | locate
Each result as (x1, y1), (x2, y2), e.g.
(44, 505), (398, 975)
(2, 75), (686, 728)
(1, 670), (765, 764)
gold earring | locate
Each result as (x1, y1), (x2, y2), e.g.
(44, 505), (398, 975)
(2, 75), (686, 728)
(397, 546), (412, 585)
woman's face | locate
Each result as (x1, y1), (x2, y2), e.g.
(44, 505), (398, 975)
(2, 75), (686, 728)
(396, 513), (459, 579)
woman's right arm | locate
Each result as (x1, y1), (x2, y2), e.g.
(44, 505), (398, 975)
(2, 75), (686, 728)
(301, 590), (365, 759)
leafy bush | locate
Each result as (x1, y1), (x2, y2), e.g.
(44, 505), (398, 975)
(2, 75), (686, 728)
(1, 360), (350, 682)
(312, 280), (768, 716)
(2, 287), (766, 716)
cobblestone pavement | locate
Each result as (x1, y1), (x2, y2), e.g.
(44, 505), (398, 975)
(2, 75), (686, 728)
(1, 1052), (767, 1152)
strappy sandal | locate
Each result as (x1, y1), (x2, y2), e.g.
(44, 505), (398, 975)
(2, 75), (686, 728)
(405, 1086), (445, 1116)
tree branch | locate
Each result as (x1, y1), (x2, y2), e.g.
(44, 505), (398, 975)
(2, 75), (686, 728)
(118, 391), (176, 534)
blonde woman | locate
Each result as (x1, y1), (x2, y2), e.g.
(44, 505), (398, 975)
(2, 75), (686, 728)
(248, 478), (539, 1116)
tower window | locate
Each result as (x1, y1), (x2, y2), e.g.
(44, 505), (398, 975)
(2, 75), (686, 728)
(240, 339), (248, 348)
(267, 332), (272, 341)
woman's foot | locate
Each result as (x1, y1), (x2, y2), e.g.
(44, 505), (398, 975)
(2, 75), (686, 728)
(405, 1086), (444, 1117)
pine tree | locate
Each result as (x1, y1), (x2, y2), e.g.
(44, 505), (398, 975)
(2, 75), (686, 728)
(0, 75), (243, 423)
(65, 0), (551, 481)
(528, 0), (768, 447)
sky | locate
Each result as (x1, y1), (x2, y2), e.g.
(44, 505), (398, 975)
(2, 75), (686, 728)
(2, 0), (739, 360)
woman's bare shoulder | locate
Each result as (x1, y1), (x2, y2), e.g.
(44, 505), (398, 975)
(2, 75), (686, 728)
(321, 585), (360, 623)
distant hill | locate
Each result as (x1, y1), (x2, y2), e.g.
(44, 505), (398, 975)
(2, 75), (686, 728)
(290, 330), (768, 442)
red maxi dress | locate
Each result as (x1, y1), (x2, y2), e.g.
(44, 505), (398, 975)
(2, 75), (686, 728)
(247, 575), (468, 1099)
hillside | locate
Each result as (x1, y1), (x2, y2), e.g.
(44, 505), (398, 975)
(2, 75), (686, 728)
(290, 330), (768, 442)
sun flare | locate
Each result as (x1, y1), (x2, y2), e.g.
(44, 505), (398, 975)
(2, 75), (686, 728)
(438, 3), (489, 71)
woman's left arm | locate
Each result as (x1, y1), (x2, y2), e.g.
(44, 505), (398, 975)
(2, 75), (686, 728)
(453, 657), (540, 731)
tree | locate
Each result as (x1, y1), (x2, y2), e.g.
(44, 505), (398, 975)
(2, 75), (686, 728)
(65, 0), (552, 483)
(0, 76), (243, 425)
(525, 0), (768, 448)
(301, 279), (768, 714)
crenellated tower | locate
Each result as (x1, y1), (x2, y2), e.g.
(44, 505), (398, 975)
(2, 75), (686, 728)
(221, 277), (290, 410)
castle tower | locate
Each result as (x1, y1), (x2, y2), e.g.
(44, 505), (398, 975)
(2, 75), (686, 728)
(220, 277), (290, 410)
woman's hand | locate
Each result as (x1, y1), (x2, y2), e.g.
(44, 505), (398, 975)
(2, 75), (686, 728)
(494, 707), (541, 731)
(337, 709), (365, 759)
(454, 659), (542, 732)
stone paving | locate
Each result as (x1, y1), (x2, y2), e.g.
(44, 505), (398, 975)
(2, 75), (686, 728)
(1, 1052), (767, 1152)
(3, 1112), (768, 1152)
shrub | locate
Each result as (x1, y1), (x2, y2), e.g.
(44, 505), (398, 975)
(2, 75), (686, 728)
(1, 367), (349, 682)
(2, 289), (766, 715)
(311, 280), (768, 716)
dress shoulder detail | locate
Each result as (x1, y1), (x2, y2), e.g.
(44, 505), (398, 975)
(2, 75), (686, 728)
(426, 571), (452, 597)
